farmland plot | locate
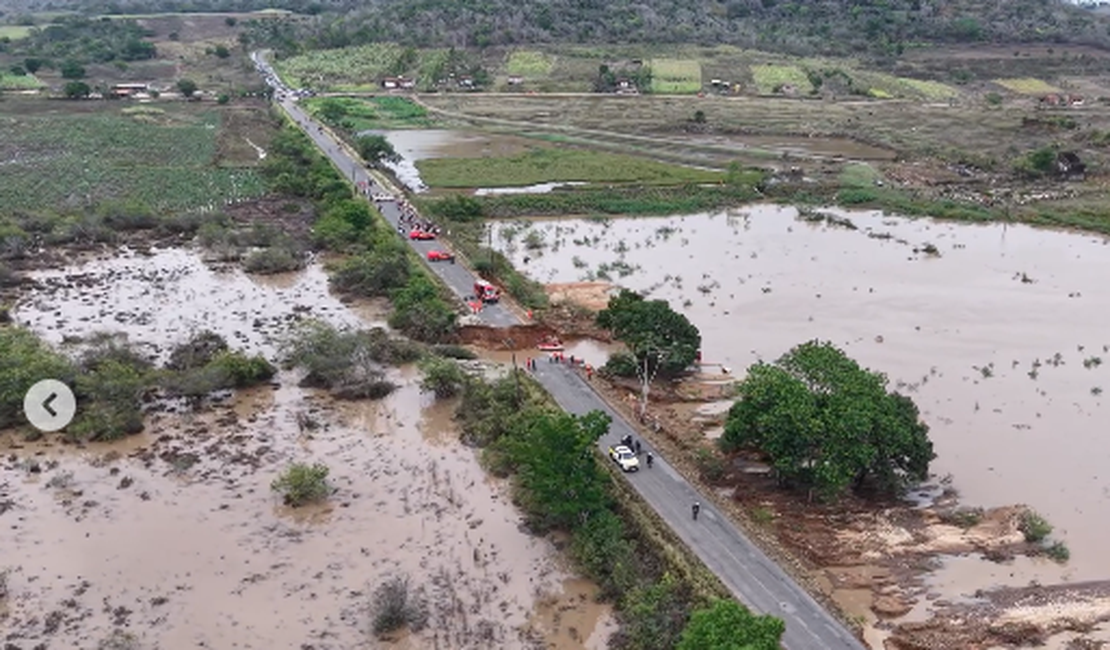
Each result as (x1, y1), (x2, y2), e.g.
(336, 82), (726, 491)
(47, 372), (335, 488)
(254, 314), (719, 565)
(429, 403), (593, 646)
(0, 102), (267, 212)
(650, 59), (702, 94)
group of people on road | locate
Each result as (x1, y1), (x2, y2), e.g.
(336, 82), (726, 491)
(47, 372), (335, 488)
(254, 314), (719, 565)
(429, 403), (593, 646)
(619, 433), (654, 469)
(396, 202), (441, 236)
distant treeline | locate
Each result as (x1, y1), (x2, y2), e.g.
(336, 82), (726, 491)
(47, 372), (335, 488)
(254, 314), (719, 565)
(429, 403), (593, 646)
(4, 0), (1110, 58)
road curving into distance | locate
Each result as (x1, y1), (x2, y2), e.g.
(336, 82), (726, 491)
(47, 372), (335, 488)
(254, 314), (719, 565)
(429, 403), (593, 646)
(251, 51), (867, 650)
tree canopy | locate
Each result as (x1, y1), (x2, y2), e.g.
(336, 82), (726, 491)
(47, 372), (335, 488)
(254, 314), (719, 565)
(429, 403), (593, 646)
(596, 289), (700, 378)
(722, 340), (934, 499)
(355, 134), (400, 167)
(676, 598), (785, 650)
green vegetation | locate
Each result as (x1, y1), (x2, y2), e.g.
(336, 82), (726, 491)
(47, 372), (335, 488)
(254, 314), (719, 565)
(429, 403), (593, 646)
(304, 96), (433, 131)
(280, 320), (421, 398)
(1019, 510), (1053, 543)
(751, 64), (813, 94)
(649, 58), (701, 94)
(370, 575), (428, 636)
(505, 50), (554, 76)
(0, 71), (44, 89)
(993, 77), (1060, 95)
(597, 289), (701, 379)
(241, 0), (1110, 60)
(354, 133), (400, 167)
(0, 102), (267, 213)
(3, 16), (157, 66)
(271, 462), (331, 506)
(676, 598), (785, 650)
(723, 340), (935, 500)
(0, 25), (34, 39)
(418, 355), (467, 398)
(416, 146), (723, 188)
(470, 182), (763, 219)
(274, 43), (486, 90)
(458, 372), (781, 648)
(0, 327), (275, 441)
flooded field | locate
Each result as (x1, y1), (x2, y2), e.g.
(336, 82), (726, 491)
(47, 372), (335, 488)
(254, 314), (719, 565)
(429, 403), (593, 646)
(368, 129), (532, 193)
(491, 205), (1110, 586)
(2, 249), (614, 649)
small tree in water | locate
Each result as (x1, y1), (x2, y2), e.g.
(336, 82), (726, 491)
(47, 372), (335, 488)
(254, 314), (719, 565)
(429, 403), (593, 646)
(722, 340), (934, 500)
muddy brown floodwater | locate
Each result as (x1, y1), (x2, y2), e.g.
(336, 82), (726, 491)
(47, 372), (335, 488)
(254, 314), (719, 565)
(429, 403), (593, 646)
(492, 205), (1110, 639)
(2, 248), (615, 649)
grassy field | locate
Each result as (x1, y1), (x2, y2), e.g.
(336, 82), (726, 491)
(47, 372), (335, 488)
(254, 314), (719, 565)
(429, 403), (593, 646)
(0, 25), (34, 39)
(750, 64), (813, 94)
(506, 50), (555, 76)
(276, 44), (407, 90)
(415, 146), (724, 187)
(650, 58), (702, 94)
(994, 77), (1062, 94)
(0, 72), (44, 89)
(0, 100), (269, 212)
(303, 96), (434, 130)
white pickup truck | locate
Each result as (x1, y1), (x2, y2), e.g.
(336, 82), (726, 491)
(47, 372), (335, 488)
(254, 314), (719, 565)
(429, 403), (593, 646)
(607, 445), (640, 472)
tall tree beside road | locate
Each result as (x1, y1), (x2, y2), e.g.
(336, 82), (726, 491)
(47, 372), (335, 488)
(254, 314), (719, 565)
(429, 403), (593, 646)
(176, 78), (198, 98)
(354, 134), (401, 167)
(676, 598), (785, 650)
(597, 289), (700, 378)
(722, 340), (934, 500)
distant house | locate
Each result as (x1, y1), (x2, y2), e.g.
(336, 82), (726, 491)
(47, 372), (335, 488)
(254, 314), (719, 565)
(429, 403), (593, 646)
(381, 77), (399, 89)
(778, 84), (798, 96)
(507, 75), (523, 85)
(1056, 151), (1086, 180)
(110, 83), (149, 98)
(710, 78), (722, 87)
(398, 76), (415, 89)
(1039, 93), (1084, 107)
(458, 75), (475, 88)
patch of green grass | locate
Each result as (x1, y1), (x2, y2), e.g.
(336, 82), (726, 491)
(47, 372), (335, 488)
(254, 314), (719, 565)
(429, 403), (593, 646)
(1018, 510), (1053, 543)
(0, 102), (265, 212)
(276, 43), (404, 89)
(839, 163), (882, 188)
(0, 25), (33, 39)
(751, 64), (813, 94)
(0, 72), (44, 90)
(897, 77), (959, 99)
(271, 462), (331, 506)
(303, 96), (432, 131)
(417, 146), (722, 187)
(994, 77), (1061, 95)
(506, 50), (555, 76)
(650, 59), (702, 94)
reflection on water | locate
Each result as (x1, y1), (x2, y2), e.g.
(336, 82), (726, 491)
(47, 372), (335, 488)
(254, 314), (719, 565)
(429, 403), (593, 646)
(492, 205), (1110, 581)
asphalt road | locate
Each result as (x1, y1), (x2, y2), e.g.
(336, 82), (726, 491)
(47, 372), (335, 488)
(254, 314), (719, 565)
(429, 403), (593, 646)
(253, 52), (866, 650)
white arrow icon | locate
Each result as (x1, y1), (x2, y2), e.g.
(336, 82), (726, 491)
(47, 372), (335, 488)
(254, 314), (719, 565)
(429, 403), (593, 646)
(24, 379), (77, 433)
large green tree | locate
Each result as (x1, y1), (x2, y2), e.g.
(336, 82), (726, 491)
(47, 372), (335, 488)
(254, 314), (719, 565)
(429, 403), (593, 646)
(503, 410), (612, 530)
(596, 289), (700, 378)
(676, 598), (785, 650)
(722, 340), (934, 499)
(355, 134), (400, 167)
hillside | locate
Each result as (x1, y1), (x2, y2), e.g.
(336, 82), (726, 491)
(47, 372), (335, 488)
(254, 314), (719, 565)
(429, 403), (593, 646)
(2, 0), (1109, 58)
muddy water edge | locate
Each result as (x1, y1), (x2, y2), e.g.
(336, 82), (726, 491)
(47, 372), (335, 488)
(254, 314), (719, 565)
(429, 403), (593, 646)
(1, 248), (615, 649)
(491, 205), (1110, 647)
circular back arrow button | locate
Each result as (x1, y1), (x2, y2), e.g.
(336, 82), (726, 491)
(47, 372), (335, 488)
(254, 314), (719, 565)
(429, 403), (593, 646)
(24, 379), (77, 433)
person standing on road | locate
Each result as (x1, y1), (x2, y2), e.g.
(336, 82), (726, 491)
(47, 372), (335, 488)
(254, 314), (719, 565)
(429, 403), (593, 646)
(692, 502), (700, 520)
(634, 440), (642, 456)
(646, 452), (654, 468)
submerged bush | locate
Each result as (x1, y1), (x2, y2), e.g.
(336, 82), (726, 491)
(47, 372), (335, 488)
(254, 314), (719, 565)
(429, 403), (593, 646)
(1019, 510), (1053, 543)
(419, 356), (466, 399)
(370, 575), (428, 636)
(0, 327), (76, 428)
(282, 320), (420, 398)
(243, 245), (303, 274)
(271, 462), (331, 506)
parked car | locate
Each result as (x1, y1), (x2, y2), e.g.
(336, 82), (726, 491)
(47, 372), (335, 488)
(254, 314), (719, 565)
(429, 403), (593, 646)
(409, 230), (436, 240)
(427, 250), (455, 262)
(607, 445), (640, 472)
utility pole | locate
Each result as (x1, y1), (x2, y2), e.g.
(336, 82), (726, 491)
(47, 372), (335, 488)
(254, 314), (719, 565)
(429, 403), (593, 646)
(506, 338), (521, 406)
(487, 223), (494, 269)
(637, 349), (662, 421)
